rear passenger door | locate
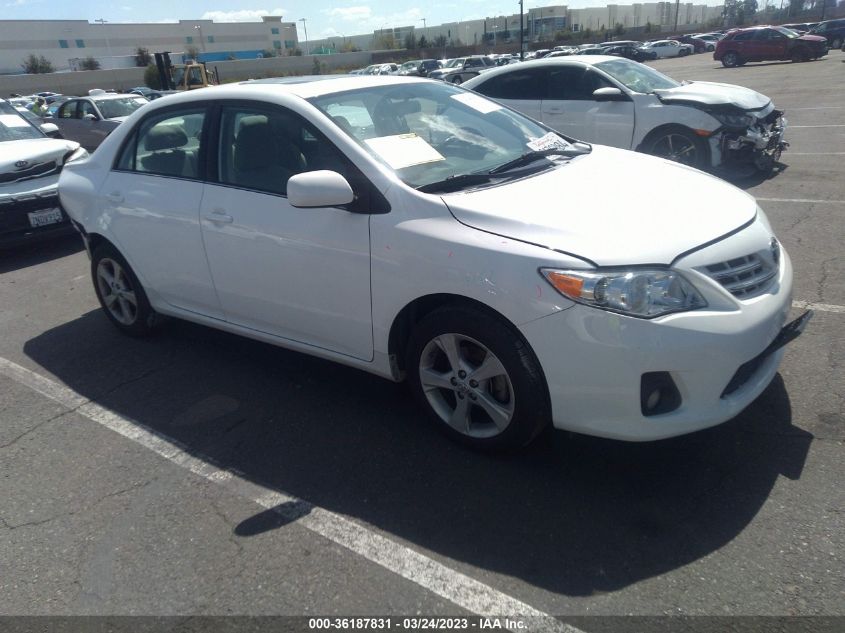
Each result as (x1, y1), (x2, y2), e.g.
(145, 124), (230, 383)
(100, 106), (223, 318)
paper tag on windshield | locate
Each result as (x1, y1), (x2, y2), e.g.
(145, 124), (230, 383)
(451, 93), (502, 114)
(0, 114), (30, 128)
(527, 132), (569, 152)
(364, 133), (445, 170)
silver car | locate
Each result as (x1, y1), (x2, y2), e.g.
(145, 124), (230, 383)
(53, 93), (148, 152)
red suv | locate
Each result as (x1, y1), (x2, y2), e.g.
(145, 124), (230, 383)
(714, 25), (827, 67)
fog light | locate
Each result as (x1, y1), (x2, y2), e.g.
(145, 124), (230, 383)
(640, 372), (682, 416)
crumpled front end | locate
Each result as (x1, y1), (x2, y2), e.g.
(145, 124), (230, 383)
(715, 108), (789, 174)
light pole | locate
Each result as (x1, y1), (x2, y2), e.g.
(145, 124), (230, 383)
(299, 18), (309, 55)
(95, 18), (112, 58)
(194, 25), (206, 53)
(420, 18), (426, 47)
(519, 0), (524, 60)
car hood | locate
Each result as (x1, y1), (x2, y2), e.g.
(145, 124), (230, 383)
(442, 145), (758, 267)
(653, 81), (771, 110)
(0, 137), (80, 174)
(799, 34), (827, 43)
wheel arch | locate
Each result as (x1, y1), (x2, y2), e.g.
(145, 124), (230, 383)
(387, 293), (537, 377)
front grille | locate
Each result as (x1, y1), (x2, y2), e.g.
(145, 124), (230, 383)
(704, 253), (777, 299)
(0, 160), (58, 184)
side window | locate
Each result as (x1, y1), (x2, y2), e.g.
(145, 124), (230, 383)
(546, 67), (596, 101)
(218, 106), (311, 196)
(733, 31), (755, 41)
(79, 101), (97, 118)
(188, 67), (203, 86)
(475, 70), (545, 100)
(58, 101), (78, 119)
(117, 109), (206, 179)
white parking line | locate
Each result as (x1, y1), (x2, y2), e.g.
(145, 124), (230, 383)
(0, 356), (580, 633)
(793, 301), (845, 314)
(756, 197), (845, 205)
(785, 106), (845, 110)
(788, 124), (845, 128)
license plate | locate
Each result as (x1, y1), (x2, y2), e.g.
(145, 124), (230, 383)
(27, 207), (63, 228)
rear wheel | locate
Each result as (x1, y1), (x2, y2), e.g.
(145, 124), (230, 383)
(642, 126), (709, 170)
(721, 51), (741, 67)
(407, 307), (550, 451)
(91, 243), (157, 337)
(831, 37), (842, 50)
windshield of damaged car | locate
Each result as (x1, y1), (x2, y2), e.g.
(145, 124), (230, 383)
(594, 59), (680, 93)
(309, 82), (571, 190)
(0, 101), (42, 141)
(772, 26), (799, 38)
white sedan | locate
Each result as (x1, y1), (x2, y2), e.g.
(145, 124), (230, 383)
(640, 39), (694, 57)
(463, 56), (787, 173)
(59, 76), (807, 450)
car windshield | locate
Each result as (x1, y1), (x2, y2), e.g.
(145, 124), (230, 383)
(594, 59), (681, 93)
(0, 101), (42, 141)
(95, 97), (147, 119)
(309, 82), (572, 190)
(772, 26), (799, 38)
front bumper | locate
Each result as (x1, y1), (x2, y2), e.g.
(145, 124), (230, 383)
(0, 190), (74, 249)
(714, 110), (788, 173)
(520, 232), (799, 441)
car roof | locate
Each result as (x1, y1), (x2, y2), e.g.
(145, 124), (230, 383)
(463, 55), (623, 86)
(134, 76), (432, 107)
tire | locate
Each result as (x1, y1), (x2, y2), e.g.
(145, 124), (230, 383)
(721, 51), (741, 67)
(641, 126), (709, 170)
(707, 44), (715, 52)
(831, 38), (842, 50)
(451, 75), (463, 85)
(91, 242), (157, 337)
(407, 306), (550, 451)
(791, 47), (809, 63)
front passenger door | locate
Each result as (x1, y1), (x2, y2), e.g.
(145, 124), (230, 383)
(200, 103), (374, 360)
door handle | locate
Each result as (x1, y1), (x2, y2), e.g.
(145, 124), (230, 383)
(105, 191), (123, 203)
(205, 210), (234, 224)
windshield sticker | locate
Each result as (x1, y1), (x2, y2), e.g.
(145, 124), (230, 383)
(527, 132), (570, 152)
(451, 93), (502, 114)
(364, 133), (445, 170)
(0, 114), (30, 128)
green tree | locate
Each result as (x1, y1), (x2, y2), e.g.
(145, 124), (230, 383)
(644, 21), (654, 33)
(21, 54), (54, 74)
(417, 35), (429, 49)
(144, 63), (162, 89)
(312, 57), (321, 74)
(185, 45), (200, 60)
(787, 0), (805, 16)
(433, 34), (447, 48)
(79, 56), (101, 70)
(613, 23), (625, 37)
(404, 32), (416, 49)
(135, 47), (151, 67)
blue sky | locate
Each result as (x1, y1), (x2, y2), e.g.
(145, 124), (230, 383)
(4, 1), (726, 40)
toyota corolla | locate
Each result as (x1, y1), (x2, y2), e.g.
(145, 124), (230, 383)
(58, 77), (809, 450)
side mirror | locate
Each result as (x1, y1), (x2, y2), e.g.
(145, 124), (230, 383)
(593, 87), (627, 102)
(40, 122), (61, 138)
(82, 113), (97, 121)
(287, 170), (354, 209)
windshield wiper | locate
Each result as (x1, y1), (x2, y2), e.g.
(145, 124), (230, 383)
(417, 172), (496, 194)
(487, 145), (592, 175)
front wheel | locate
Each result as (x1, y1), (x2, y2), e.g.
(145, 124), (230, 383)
(791, 48), (809, 63)
(91, 243), (157, 336)
(830, 37), (842, 49)
(721, 51), (741, 67)
(407, 307), (550, 451)
(641, 126), (709, 169)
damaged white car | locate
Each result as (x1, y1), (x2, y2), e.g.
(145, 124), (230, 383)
(463, 56), (787, 174)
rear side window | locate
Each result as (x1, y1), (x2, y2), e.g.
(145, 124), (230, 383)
(58, 101), (78, 119)
(474, 69), (545, 100)
(732, 31), (755, 41)
(116, 108), (206, 179)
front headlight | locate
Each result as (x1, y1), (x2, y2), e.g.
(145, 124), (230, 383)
(711, 110), (756, 129)
(541, 268), (707, 318)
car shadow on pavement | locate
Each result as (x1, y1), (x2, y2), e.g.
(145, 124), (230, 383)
(0, 234), (83, 274)
(24, 311), (813, 597)
(725, 163), (789, 190)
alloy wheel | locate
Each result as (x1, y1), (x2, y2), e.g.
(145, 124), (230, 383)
(418, 333), (515, 439)
(650, 133), (700, 167)
(96, 258), (139, 325)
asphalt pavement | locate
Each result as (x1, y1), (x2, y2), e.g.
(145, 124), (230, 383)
(0, 50), (843, 631)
